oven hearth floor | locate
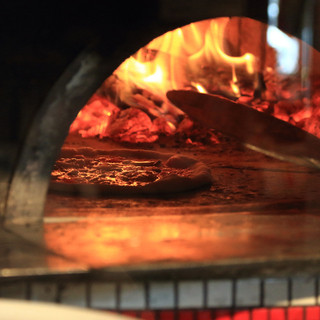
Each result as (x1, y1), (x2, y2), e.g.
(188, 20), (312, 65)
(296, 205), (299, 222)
(2, 139), (320, 279)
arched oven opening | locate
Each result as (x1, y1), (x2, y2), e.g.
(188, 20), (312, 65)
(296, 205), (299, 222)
(3, 12), (320, 271)
(2, 0), (320, 285)
(6, 15), (320, 220)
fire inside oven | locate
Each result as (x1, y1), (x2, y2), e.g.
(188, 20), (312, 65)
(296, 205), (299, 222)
(50, 16), (320, 192)
(62, 17), (320, 145)
(43, 17), (320, 268)
(2, 11), (320, 320)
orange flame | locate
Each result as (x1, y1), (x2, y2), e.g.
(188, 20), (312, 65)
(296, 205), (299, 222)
(70, 17), (257, 141)
(115, 17), (256, 102)
(69, 96), (120, 138)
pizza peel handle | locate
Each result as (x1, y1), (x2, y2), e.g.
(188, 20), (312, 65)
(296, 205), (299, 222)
(167, 90), (320, 169)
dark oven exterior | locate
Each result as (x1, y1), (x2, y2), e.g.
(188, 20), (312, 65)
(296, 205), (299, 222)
(2, 2), (320, 319)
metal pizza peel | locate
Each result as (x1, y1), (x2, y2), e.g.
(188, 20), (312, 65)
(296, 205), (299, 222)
(167, 90), (320, 169)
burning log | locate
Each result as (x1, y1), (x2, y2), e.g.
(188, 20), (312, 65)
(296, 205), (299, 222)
(105, 107), (158, 143)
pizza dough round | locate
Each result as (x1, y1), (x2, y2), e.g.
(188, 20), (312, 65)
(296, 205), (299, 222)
(50, 147), (213, 196)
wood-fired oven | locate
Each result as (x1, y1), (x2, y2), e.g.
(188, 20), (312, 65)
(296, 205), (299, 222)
(1, 1), (320, 319)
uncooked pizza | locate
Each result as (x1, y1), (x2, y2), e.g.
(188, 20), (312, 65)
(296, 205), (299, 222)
(50, 147), (213, 195)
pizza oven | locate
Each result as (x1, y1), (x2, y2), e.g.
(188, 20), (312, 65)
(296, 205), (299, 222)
(2, 1), (320, 319)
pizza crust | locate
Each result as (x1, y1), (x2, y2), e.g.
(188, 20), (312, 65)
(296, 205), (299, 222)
(50, 147), (213, 196)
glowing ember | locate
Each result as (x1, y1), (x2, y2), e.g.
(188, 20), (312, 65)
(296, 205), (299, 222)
(69, 94), (120, 139)
(69, 17), (320, 144)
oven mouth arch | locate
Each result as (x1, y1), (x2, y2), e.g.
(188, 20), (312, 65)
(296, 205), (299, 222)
(4, 15), (320, 226)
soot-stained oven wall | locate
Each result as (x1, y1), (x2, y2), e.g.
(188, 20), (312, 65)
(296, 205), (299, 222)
(1, 0), (164, 223)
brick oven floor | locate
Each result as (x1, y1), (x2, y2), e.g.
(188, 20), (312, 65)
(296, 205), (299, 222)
(34, 138), (320, 278)
(2, 137), (320, 278)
